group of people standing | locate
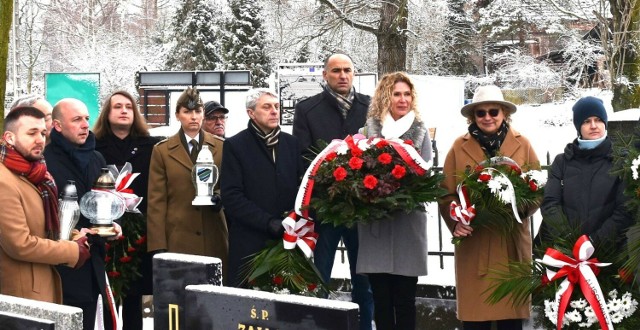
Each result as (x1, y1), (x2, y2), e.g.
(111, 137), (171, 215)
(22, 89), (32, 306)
(0, 50), (633, 330)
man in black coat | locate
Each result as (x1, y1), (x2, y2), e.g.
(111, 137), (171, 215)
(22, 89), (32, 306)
(292, 53), (374, 330)
(45, 98), (118, 330)
(221, 89), (304, 287)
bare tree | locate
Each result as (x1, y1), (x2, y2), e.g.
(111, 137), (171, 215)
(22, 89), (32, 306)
(1, 0), (13, 125)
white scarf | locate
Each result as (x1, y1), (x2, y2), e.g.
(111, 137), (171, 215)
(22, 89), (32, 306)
(381, 110), (416, 139)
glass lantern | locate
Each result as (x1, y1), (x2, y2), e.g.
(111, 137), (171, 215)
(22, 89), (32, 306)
(80, 168), (126, 237)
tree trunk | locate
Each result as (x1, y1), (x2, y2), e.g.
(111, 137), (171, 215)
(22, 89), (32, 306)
(609, 0), (640, 111)
(0, 0), (14, 131)
(377, 0), (408, 75)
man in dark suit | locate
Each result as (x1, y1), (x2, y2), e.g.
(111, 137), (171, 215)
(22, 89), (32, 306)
(221, 89), (304, 287)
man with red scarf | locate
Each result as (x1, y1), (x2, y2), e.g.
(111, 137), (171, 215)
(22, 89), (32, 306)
(0, 106), (90, 303)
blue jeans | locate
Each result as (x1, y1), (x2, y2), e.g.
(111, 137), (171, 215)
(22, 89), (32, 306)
(314, 223), (374, 330)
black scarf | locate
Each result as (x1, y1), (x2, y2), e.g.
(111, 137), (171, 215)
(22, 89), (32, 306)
(49, 129), (98, 171)
(468, 121), (509, 157)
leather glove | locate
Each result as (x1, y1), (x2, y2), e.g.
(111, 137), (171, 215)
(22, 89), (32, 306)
(211, 193), (223, 212)
(266, 218), (284, 239)
(74, 236), (91, 269)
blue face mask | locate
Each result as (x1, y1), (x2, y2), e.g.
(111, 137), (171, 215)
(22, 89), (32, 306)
(577, 132), (607, 150)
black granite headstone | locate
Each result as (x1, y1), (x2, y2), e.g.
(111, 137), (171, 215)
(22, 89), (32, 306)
(184, 285), (359, 330)
(153, 253), (222, 330)
(0, 311), (55, 330)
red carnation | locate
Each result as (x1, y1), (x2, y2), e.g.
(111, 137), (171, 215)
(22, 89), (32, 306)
(119, 256), (132, 263)
(528, 180), (538, 192)
(391, 165), (406, 179)
(333, 167), (348, 181)
(118, 235), (126, 241)
(478, 173), (492, 182)
(474, 165), (484, 173)
(375, 140), (389, 148)
(272, 275), (284, 286)
(350, 147), (363, 157)
(108, 271), (121, 278)
(510, 165), (522, 175)
(127, 246), (137, 253)
(403, 139), (413, 146)
(307, 283), (317, 291)
(135, 235), (147, 245)
(377, 153), (392, 165)
(349, 157), (364, 170)
(325, 152), (338, 161)
(619, 268), (634, 284)
(105, 256), (111, 263)
(540, 273), (550, 287)
(105, 243), (111, 250)
(363, 175), (378, 189)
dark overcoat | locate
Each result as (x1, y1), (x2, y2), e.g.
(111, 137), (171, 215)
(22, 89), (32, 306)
(220, 127), (304, 287)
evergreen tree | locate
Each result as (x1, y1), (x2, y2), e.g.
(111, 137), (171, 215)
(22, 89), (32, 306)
(223, 0), (272, 87)
(165, 0), (223, 70)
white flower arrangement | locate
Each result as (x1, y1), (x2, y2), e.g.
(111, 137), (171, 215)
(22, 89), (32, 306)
(521, 169), (547, 188)
(485, 173), (514, 204)
(543, 290), (638, 328)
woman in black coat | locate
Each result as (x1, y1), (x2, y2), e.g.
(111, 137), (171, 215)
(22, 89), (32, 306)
(539, 96), (633, 250)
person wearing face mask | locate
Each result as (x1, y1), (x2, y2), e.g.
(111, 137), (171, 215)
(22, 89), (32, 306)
(439, 85), (540, 330)
(537, 96), (633, 252)
(356, 72), (432, 330)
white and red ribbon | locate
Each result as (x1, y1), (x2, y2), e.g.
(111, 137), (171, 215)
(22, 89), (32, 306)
(108, 162), (142, 213)
(281, 212), (318, 258)
(538, 235), (613, 330)
(449, 185), (476, 225)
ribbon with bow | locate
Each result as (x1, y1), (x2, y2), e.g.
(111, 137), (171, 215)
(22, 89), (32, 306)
(281, 212), (318, 258)
(538, 235), (613, 330)
(449, 184), (476, 225)
(108, 162), (142, 213)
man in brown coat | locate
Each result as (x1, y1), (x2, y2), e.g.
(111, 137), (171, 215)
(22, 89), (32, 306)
(0, 106), (90, 303)
(147, 88), (228, 274)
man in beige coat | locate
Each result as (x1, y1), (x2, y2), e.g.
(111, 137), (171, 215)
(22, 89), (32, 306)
(147, 88), (228, 276)
(0, 106), (90, 303)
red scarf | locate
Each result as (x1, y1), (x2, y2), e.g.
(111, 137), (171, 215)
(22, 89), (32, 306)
(0, 143), (60, 239)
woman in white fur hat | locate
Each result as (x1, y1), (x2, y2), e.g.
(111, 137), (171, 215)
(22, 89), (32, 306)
(438, 85), (540, 330)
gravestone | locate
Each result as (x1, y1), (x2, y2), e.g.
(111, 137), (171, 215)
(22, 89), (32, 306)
(152, 253), (222, 330)
(0, 294), (83, 329)
(184, 285), (360, 329)
(0, 311), (55, 330)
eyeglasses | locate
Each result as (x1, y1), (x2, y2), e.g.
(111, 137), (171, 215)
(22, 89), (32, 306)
(474, 108), (500, 118)
(206, 115), (228, 121)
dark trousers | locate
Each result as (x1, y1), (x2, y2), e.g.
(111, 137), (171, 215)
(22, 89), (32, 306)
(367, 273), (418, 330)
(463, 319), (523, 330)
(313, 223), (374, 330)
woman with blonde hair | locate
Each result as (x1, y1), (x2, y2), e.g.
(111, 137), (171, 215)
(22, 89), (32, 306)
(357, 72), (432, 330)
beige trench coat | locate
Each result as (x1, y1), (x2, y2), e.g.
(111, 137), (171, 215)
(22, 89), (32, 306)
(0, 163), (79, 303)
(147, 132), (228, 272)
(439, 128), (539, 321)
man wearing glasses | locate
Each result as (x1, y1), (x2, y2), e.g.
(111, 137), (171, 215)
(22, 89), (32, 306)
(204, 100), (229, 138)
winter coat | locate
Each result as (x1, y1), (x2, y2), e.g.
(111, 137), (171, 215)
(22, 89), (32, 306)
(539, 137), (632, 249)
(95, 133), (161, 296)
(221, 126), (304, 287)
(0, 163), (79, 303)
(146, 131), (228, 269)
(292, 89), (370, 160)
(356, 117), (432, 276)
(438, 127), (539, 321)
(44, 130), (109, 306)
(95, 134), (161, 214)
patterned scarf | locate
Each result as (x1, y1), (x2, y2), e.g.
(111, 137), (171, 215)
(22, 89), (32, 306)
(0, 141), (60, 239)
(322, 82), (355, 119)
(249, 120), (281, 162)
(468, 121), (509, 157)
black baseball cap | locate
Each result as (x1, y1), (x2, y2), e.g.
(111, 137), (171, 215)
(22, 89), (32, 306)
(204, 100), (229, 117)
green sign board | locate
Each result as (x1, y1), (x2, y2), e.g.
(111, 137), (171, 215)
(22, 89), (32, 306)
(45, 73), (101, 128)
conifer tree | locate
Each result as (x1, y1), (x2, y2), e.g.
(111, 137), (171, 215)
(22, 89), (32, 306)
(165, 0), (223, 70)
(223, 0), (272, 87)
